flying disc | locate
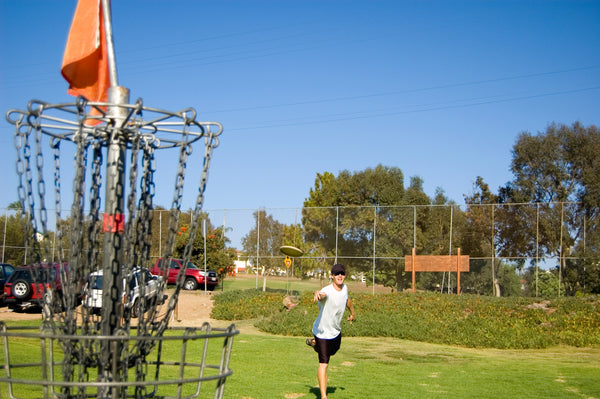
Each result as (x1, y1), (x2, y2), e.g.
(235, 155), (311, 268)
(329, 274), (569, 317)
(280, 245), (303, 257)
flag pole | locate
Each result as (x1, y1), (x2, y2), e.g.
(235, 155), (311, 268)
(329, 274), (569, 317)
(101, 0), (118, 88)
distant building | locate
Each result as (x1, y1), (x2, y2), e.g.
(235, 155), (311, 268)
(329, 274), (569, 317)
(233, 251), (248, 274)
(233, 260), (246, 274)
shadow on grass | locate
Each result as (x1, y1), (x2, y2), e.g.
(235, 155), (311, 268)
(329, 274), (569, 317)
(308, 385), (345, 398)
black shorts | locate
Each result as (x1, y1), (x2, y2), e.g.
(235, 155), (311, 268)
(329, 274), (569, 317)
(313, 334), (341, 364)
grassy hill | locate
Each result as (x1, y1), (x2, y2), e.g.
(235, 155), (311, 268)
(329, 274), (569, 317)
(211, 288), (600, 349)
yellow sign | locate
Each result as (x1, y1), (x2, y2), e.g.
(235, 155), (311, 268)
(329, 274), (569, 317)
(284, 256), (291, 268)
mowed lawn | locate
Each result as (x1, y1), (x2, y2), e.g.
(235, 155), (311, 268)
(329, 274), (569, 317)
(211, 328), (600, 399)
(1, 323), (598, 399)
(221, 272), (389, 294)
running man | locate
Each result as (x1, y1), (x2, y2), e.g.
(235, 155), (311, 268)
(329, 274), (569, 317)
(307, 263), (355, 399)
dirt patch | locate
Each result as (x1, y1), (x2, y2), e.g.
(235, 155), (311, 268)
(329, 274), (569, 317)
(0, 289), (224, 327)
(525, 300), (557, 314)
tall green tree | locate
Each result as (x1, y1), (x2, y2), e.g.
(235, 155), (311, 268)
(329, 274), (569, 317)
(174, 211), (236, 274)
(0, 207), (27, 265)
(415, 189), (470, 293)
(498, 122), (600, 295)
(303, 166), (406, 280)
(281, 223), (305, 277)
(303, 165), (447, 290)
(241, 209), (285, 291)
(461, 177), (503, 296)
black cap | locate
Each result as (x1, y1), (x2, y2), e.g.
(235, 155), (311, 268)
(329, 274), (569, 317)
(331, 263), (346, 275)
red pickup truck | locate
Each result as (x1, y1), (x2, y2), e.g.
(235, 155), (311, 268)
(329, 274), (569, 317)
(150, 258), (219, 291)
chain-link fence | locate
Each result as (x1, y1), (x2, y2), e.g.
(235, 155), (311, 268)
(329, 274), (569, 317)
(2, 202), (599, 296)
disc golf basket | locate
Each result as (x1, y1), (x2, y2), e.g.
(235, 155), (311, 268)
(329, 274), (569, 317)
(1, 4), (236, 398)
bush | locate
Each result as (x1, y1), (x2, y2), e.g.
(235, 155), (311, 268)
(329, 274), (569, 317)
(211, 289), (600, 349)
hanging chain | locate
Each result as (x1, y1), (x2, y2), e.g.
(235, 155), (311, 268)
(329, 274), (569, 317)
(21, 122), (36, 263)
(7, 99), (225, 397)
(52, 138), (65, 264)
(138, 142), (155, 268)
(152, 142), (190, 339)
(124, 134), (140, 271)
(153, 123), (219, 339)
(69, 127), (88, 275)
(87, 139), (103, 277)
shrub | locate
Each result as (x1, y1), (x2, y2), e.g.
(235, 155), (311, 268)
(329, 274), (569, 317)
(211, 289), (600, 349)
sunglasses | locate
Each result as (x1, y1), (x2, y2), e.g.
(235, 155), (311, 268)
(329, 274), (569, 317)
(333, 271), (345, 276)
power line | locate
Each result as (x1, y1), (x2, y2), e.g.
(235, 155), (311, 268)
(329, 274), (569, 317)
(227, 85), (600, 131)
(208, 65), (600, 114)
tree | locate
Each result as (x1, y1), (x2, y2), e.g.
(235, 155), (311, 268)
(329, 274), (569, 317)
(173, 212), (235, 274)
(303, 166), (407, 284)
(498, 122), (600, 295)
(523, 267), (565, 297)
(280, 223), (305, 277)
(461, 177), (502, 296)
(7, 201), (22, 210)
(303, 165), (458, 291)
(241, 209), (285, 291)
(415, 189), (469, 293)
(0, 209), (27, 265)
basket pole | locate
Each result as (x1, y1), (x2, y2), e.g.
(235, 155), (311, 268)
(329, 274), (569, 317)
(99, 85), (130, 398)
(101, 0), (118, 87)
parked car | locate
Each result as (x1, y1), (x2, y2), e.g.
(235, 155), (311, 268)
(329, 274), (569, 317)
(150, 258), (218, 291)
(83, 267), (165, 318)
(0, 263), (15, 304)
(3, 263), (73, 311)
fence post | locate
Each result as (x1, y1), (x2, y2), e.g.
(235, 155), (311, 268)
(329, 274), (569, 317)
(411, 247), (416, 293)
(372, 206), (376, 295)
(457, 247), (461, 295)
(2, 208), (6, 263)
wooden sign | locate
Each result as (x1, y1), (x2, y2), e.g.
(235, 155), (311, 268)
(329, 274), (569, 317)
(404, 255), (470, 272)
(405, 248), (469, 294)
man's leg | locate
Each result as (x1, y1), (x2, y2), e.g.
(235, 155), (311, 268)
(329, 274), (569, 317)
(317, 362), (328, 399)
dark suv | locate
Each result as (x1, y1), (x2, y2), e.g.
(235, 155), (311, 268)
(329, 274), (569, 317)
(150, 258), (218, 291)
(0, 263), (15, 304)
(3, 263), (73, 311)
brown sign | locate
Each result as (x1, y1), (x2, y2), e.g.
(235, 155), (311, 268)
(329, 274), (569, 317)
(404, 255), (470, 272)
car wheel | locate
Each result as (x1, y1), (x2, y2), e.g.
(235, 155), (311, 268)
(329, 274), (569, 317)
(131, 299), (140, 318)
(183, 278), (198, 291)
(12, 279), (32, 299)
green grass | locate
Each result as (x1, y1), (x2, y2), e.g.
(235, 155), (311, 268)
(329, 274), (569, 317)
(221, 274), (335, 292)
(2, 323), (599, 399)
(216, 332), (600, 399)
(0, 322), (237, 399)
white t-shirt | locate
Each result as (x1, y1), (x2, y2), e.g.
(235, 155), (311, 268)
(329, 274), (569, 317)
(312, 283), (348, 339)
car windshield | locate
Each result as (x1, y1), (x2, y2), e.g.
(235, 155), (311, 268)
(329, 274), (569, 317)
(1, 265), (15, 279)
(186, 262), (199, 269)
(89, 275), (103, 290)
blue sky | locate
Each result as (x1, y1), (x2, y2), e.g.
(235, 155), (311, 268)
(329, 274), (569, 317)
(1, 0), (599, 217)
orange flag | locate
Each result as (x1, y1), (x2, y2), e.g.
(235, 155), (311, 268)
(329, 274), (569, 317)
(61, 0), (110, 109)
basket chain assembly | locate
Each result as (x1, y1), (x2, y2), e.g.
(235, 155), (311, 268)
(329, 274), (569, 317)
(3, 96), (236, 399)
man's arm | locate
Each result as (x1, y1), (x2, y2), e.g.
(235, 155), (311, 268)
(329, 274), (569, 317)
(346, 297), (355, 323)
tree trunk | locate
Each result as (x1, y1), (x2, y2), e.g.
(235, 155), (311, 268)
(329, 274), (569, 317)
(493, 278), (501, 297)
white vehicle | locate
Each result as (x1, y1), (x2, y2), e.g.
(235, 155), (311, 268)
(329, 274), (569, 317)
(83, 267), (165, 318)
